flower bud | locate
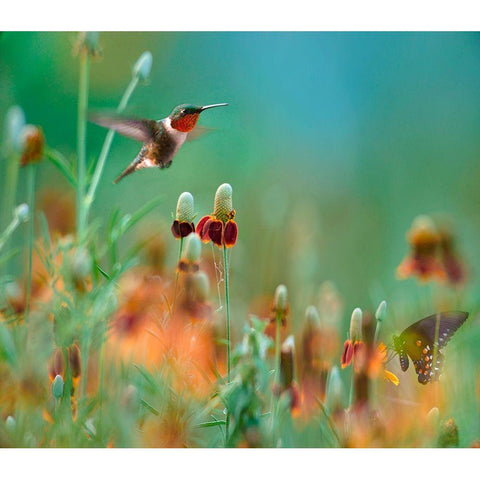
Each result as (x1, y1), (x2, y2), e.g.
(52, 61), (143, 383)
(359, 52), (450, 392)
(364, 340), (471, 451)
(185, 233), (202, 263)
(326, 365), (344, 411)
(176, 192), (194, 223)
(437, 418), (459, 448)
(305, 305), (320, 326)
(375, 300), (387, 323)
(349, 307), (363, 341)
(19, 124), (44, 166)
(213, 183), (234, 223)
(14, 203), (29, 223)
(3, 105), (25, 153)
(132, 51), (153, 81)
(122, 385), (139, 411)
(273, 284), (288, 313)
(75, 32), (101, 57)
(71, 247), (93, 281)
(52, 374), (64, 399)
(427, 407), (440, 429)
(5, 416), (15, 432)
(192, 272), (209, 302)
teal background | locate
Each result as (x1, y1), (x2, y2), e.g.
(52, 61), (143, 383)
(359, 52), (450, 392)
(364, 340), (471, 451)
(1, 32), (480, 333)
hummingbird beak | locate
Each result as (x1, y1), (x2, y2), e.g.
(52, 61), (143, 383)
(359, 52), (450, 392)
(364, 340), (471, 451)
(199, 103), (228, 112)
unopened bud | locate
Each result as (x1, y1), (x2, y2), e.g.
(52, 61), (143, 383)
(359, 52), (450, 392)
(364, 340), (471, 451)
(350, 307), (363, 341)
(71, 247), (92, 281)
(185, 233), (202, 263)
(305, 305), (320, 326)
(176, 192), (194, 223)
(193, 272), (210, 302)
(213, 183), (234, 223)
(15, 203), (29, 223)
(52, 374), (64, 399)
(273, 284), (288, 313)
(5, 416), (15, 432)
(427, 407), (440, 428)
(4, 105), (25, 152)
(133, 51), (153, 81)
(122, 385), (139, 411)
(375, 300), (387, 323)
(76, 32), (101, 57)
(326, 365), (344, 411)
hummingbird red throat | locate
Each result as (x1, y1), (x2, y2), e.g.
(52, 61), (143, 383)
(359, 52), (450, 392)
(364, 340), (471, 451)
(89, 102), (228, 183)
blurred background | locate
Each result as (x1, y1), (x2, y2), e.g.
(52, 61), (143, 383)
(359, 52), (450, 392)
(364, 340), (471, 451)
(1, 31), (480, 334)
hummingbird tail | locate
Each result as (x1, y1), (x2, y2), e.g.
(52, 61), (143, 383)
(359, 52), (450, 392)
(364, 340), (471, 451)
(113, 146), (149, 184)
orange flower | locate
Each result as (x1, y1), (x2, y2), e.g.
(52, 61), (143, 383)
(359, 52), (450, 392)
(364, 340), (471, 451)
(397, 215), (446, 282)
(367, 342), (399, 386)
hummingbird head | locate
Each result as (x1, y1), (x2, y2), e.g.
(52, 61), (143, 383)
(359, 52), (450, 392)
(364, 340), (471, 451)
(169, 103), (228, 132)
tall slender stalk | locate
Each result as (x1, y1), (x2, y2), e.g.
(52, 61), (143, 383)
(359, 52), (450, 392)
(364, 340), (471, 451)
(271, 311), (282, 443)
(76, 52), (90, 240)
(223, 245), (231, 445)
(84, 75), (139, 222)
(24, 164), (38, 319)
(172, 237), (184, 314)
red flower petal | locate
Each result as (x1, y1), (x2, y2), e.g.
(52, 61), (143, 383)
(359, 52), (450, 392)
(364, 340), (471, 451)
(223, 220), (238, 248)
(179, 221), (195, 238)
(341, 340), (353, 368)
(196, 216), (213, 242)
(208, 220), (224, 247)
(171, 220), (181, 239)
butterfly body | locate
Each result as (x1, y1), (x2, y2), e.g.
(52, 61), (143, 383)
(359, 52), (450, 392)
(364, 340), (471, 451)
(392, 311), (468, 384)
(89, 103), (228, 183)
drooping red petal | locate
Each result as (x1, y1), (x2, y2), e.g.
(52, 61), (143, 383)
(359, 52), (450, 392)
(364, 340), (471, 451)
(341, 340), (354, 368)
(196, 216), (212, 242)
(223, 220), (238, 248)
(179, 221), (195, 238)
(171, 220), (181, 239)
(353, 341), (367, 372)
(208, 220), (224, 247)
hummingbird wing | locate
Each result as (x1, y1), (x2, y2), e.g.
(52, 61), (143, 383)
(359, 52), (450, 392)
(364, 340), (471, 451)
(89, 114), (158, 143)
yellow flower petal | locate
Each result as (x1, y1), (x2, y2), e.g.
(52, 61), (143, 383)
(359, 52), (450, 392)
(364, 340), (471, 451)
(384, 369), (399, 386)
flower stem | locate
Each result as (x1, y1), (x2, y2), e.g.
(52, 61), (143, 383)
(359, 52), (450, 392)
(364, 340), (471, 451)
(223, 244), (231, 445)
(76, 52), (90, 241)
(84, 76), (139, 223)
(24, 163), (38, 320)
(172, 237), (184, 314)
(0, 153), (20, 273)
(271, 312), (282, 444)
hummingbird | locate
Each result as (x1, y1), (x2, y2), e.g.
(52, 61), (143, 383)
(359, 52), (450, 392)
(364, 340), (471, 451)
(89, 103), (228, 183)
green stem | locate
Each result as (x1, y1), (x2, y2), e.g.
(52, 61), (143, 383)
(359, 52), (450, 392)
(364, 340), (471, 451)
(1, 153), (20, 274)
(223, 245), (231, 445)
(24, 164), (38, 319)
(84, 76), (139, 223)
(0, 214), (21, 252)
(76, 52), (90, 241)
(271, 312), (282, 444)
(172, 237), (184, 315)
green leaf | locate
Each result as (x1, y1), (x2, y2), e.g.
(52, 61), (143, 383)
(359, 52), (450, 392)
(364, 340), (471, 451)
(45, 147), (76, 187)
(195, 420), (226, 428)
(140, 399), (159, 416)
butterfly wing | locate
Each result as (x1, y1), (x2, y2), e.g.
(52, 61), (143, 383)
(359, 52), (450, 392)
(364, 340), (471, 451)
(89, 114), (158, 143)
(398, 311), (468, 384)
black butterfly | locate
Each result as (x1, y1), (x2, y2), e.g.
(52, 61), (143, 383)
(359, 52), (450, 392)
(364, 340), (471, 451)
(392, 311), (468, 385)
